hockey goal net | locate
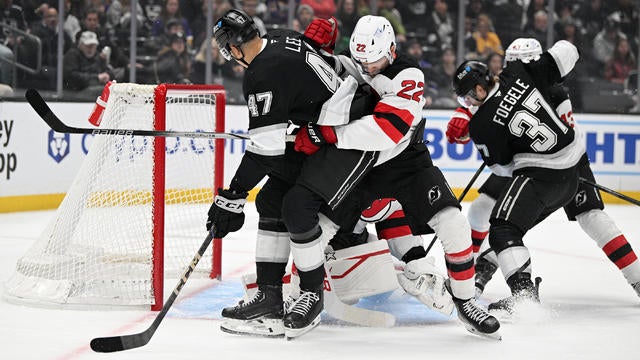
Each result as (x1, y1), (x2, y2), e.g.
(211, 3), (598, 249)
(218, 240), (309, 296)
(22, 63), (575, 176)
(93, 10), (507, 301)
(5, 83), (226, 310)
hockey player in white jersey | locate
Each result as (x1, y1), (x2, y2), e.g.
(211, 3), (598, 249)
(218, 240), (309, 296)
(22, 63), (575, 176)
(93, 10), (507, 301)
(446, 38), (640, 303)
(286, 15), (500, 339)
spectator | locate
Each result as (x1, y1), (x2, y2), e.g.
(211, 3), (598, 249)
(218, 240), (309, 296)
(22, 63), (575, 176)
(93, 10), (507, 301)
(151, 0), (191, 37)
(80, 7), (131, 82)
(335, 0), (359, 53)
(153, 31), (191, 84)
(378, 0), (407, 44)
(489, 0), (524, 48)
(463, 15), (479, 60)
(486, 52), (504, 76)
(466, 0), (488, 23)
(263, 0), (288, 27)
(395, 0), (430, 36)
(524, 0), (548, 32)
(83, 0), (107, 25)
(592, 13), (627, 66)
(472, 13), (504, 58)
(405, 38), (432, 73)
(293, 4), (314, 32)
(425, 0), (455, 52)
(604, 37), (636, 84)
(242, 0), (266, 36)
(106, 0), (146, 33)
(429, 46), (458, 108)
(576, 0), (610, 42)
(63, 31), (113, 94)
(189, 38), (244, 102)
(63, 0), (81, 43)
(0, 0), (27, 86)
(20, 6), (73, 89)
(524, 10), (550, 49)
(299, 0), (336, 19)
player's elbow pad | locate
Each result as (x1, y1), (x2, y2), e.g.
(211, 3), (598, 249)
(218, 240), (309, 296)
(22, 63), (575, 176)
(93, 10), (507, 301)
(548, 40), (579, 78)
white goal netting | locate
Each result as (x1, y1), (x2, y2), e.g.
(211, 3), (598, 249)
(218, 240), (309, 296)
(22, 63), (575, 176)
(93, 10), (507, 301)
(5, 84), (225, 308)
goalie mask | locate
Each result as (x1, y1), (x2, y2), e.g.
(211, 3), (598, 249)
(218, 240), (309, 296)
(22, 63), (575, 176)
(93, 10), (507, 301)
(349, 15), (396, 75)
(452, 60), (491, 107)
(213, 9), (259, 61)
(505, 38), (543, 64)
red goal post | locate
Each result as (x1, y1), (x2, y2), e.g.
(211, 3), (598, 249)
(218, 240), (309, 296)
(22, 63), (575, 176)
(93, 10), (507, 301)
(5, 83), (226, 310)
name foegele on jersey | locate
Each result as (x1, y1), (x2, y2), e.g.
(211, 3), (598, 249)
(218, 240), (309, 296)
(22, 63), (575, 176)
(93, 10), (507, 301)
(492, 79), (530, 127)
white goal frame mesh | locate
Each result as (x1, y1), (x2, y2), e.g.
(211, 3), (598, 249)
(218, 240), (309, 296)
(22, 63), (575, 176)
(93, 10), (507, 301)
(5, 83), (226, 310)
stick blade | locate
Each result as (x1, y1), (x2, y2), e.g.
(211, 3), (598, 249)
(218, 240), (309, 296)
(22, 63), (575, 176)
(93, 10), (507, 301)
(90, 333), (150, 353)
(25, 88), (69, 133)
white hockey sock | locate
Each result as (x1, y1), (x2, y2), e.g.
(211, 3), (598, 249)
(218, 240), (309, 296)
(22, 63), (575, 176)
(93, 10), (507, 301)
(577, 210), (640, 283)
(428, 207), (475, 300)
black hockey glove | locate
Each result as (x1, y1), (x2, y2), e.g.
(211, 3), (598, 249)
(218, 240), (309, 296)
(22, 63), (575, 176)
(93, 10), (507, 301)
(206, 188), (248, 238)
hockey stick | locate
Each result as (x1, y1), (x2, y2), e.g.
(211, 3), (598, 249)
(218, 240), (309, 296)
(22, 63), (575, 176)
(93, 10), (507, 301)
(90, 231), (214, 353)
(579, 177), (640, 206)
(425, 162), (487, 254)
(25, 88), (250, 140)
(322, 263), (396, 328)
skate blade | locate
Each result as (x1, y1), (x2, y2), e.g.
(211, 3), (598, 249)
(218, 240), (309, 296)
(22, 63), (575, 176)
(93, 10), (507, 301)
(462, 323), (502, 341)
(220, 318), (285, 338)
(284, 315), (321, 340)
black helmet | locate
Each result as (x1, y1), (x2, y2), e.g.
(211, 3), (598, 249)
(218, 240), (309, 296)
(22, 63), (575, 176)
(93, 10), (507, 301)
(452, 60), (491, 97)
(213, 9), (259, 60)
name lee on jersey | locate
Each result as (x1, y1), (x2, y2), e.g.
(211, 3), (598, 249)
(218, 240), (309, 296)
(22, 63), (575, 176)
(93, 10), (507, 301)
(492, 78), (530, 126)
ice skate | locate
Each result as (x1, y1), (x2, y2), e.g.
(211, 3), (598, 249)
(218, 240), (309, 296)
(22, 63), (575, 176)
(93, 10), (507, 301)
(446, 280), (501, 340)
(475, 257), (498, 298)
(489, 276), (542, 317)
(220, 285), (284, 337)
(283, 286), (323, 340)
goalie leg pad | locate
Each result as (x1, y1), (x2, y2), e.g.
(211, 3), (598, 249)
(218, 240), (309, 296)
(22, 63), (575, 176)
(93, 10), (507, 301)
(397, 256), (454, 315)
(324, 240), (399, 303)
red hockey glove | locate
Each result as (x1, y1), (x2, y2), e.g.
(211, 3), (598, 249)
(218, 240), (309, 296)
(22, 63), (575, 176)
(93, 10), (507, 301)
(446, 107), (473, 144)
(294, 123), (337, 155)
(304, 16), (338, 54)
(88, 80), (115, 126)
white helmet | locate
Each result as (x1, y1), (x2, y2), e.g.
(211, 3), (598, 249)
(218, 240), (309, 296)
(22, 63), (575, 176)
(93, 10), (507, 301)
(505, 38), (542, 64)
(349, 15), (396, 65)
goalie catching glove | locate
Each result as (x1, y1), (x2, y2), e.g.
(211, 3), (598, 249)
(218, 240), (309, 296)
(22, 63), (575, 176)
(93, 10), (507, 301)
(304, 16), (338, 54)
(445, 107), (473, 144)
(294, 123), (337, 155)
(206, 188), (248, 238)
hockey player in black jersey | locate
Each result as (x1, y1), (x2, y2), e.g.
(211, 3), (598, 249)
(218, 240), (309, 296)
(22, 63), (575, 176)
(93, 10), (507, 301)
(208, 9), (379, 338)
(447, 38), (640, 305)
(286, 15), (500, 339)
(452, 40), (583, 313)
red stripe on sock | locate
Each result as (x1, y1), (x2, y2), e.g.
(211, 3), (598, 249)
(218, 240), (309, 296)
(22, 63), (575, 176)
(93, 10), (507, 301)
(445, 246), (473, 263)
(378, 225), (412, 240)
(471, 229), (489, 239)
(448, 267), (475, 281)
(616, 252), (638, 269)
(602, 235), (628, 256)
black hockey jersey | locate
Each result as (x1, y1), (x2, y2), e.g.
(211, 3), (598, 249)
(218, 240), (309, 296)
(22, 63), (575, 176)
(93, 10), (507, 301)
(229, 29), (344, 192)
(468, 41), (584, 181)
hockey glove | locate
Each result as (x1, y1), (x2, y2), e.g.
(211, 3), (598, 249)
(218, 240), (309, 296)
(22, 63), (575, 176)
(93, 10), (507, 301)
(445, 107), (473, 144)
(206, 188), (248, 238)
(303, 16), (338, 54)
(294, 123), (337, 155)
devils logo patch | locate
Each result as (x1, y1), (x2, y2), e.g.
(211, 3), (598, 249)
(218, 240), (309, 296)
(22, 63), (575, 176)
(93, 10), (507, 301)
(428, 186), (442, 205)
